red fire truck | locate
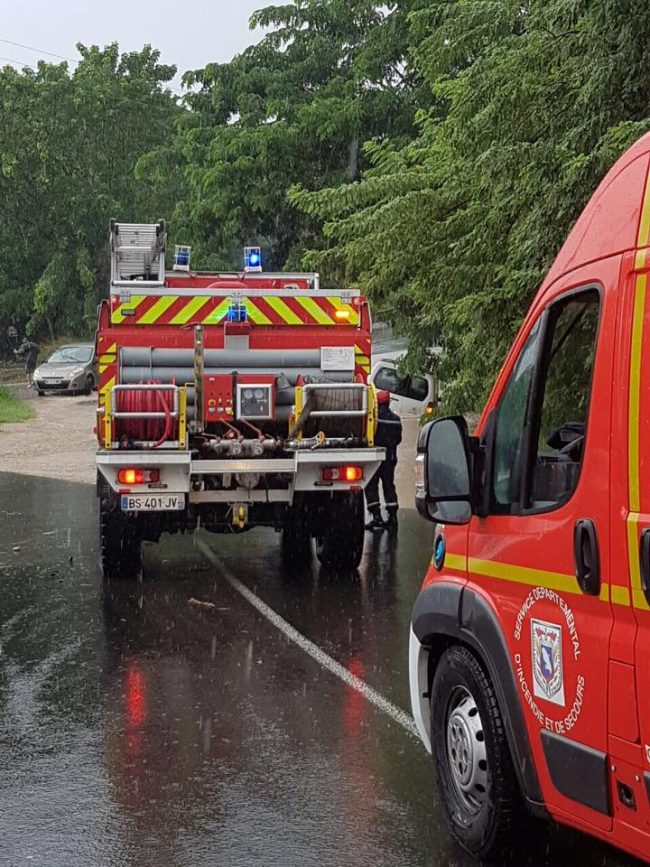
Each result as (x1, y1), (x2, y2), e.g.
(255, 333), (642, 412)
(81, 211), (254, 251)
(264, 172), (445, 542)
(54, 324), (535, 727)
(409, 131), (650, 863)
(95, 222), (383, 578)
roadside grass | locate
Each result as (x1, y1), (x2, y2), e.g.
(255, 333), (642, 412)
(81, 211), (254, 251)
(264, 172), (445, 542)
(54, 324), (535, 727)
(0, 386), (36, 424)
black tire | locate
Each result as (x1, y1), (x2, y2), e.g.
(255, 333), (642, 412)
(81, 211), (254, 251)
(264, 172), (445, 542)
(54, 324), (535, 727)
(99, 496), (142, 580)
(315, 492), (365, 570)
(281, 496), (313, 564)
(37, 390), (44, 397)
(83, 374), (93, 396)
(431, 645), (521, 860)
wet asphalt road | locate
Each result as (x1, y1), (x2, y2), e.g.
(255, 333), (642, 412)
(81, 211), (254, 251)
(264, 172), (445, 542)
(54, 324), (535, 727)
(0, 472), (639, 867)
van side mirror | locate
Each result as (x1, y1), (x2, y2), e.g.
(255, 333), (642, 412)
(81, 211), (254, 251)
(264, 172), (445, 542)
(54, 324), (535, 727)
(415, 416), (474, 525)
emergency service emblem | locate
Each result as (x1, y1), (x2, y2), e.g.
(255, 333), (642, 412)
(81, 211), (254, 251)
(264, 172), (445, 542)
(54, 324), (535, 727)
(531, 619), (565, 706)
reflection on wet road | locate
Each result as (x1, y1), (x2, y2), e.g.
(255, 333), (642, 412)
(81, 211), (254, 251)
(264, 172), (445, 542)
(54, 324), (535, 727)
(0, 473), (637, 866)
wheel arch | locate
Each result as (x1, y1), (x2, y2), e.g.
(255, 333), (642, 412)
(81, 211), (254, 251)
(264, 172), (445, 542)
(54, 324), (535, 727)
(411, 581), (547, 817)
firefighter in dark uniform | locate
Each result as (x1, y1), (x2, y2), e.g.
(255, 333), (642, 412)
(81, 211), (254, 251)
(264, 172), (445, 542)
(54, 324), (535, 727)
(365, 390), (403, 530)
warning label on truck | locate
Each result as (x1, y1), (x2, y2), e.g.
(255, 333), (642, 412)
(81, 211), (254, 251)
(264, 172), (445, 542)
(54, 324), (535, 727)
(321, 346), (355, 371)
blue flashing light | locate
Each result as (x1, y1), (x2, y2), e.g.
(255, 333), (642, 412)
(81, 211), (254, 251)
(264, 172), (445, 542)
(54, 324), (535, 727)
(173, 244), (191, 271)
(227, 299), (248, 323)
(244, 246), (262, 272)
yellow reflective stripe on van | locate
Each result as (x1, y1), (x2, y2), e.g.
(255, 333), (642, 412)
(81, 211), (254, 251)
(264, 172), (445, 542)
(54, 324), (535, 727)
(468, 558), (581, 595)
(611, 584), (631, 607)
(628, 275), (646, 513)
(444, 553), (466, 572)
(635, 176), (650, 268)
(626, 167), (650, 610)
(443, 554), (619, 606)
(627, 513), (650, 611)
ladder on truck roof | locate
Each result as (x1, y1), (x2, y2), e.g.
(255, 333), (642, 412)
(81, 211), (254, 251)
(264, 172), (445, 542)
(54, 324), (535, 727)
(110, 220), (166, 287)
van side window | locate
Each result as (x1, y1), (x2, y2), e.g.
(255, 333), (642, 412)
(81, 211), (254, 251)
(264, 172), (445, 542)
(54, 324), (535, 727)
(491, 321), (541, 510)
(528, 290), (599, 510)
(490, 288), (600, 514)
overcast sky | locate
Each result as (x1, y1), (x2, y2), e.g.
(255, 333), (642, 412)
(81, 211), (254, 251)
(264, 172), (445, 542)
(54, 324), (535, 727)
(1, 0), (265, 90)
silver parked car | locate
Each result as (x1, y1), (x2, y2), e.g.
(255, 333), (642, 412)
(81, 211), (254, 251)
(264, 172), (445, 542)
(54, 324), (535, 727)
(33, 343), (98, 396)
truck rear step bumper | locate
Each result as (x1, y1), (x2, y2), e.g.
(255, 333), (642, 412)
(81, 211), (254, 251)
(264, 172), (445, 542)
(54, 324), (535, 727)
(96, 448), (385, 498)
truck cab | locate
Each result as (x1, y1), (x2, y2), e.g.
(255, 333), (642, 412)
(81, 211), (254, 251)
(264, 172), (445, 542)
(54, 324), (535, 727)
(409, 131), (650, 863)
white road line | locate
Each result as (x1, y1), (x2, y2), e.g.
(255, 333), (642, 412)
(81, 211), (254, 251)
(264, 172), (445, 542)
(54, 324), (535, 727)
(197, 539), (420, 740)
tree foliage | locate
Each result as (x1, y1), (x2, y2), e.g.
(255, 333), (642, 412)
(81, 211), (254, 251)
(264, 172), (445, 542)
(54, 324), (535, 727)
(0, 44), (179, 344)
(292, 0), (650, 410)
(156, 0), (421, 270)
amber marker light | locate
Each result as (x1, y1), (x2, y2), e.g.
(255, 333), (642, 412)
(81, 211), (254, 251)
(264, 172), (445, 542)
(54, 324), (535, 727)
(322, 466), (364, 483)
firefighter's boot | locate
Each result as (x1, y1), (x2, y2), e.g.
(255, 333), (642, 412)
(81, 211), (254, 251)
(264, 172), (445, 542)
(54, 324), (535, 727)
(365, 509), (385, 531)
(385, 507), (398, 531)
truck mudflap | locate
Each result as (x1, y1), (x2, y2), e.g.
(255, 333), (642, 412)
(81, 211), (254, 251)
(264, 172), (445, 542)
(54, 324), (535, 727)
(96, 448), (385, 500)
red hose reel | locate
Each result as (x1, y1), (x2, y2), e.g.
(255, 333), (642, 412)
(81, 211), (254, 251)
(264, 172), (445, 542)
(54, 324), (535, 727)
(114, 382), (178, 448)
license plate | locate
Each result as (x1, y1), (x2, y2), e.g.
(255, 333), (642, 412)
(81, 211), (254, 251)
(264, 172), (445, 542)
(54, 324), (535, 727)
(47, 379), (63, 385)
(121, 494), (185, 512)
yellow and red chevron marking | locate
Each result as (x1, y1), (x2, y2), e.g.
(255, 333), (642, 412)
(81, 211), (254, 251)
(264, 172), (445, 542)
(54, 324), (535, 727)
(354, 340), (371, 375)
(98, 342), (117, 392)
(97, 341), (117, 446)
(111, 295), (360, 327)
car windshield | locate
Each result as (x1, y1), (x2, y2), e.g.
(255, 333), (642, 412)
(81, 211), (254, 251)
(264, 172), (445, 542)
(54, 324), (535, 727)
(48, 346), (93, 363)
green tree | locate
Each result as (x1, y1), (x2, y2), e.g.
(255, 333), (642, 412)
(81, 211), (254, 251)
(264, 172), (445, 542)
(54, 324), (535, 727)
(292, 0), (650, 411)
(158, 0), (421, 270)
(0, 44), (180, 343)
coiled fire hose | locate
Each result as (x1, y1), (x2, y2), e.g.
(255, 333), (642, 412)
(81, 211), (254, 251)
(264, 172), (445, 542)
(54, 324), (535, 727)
(115, 382), (176, 448)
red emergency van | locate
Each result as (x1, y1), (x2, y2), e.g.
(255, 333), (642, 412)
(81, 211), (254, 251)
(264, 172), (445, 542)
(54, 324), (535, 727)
(409, 131), (650, 862)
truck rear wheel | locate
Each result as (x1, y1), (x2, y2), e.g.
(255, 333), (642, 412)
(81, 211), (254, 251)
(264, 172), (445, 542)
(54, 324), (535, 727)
(99, 498), (142, 580)
(282, 496), (313, 564)
(431, 646), (521, 860)
(315, 492), (365, 571)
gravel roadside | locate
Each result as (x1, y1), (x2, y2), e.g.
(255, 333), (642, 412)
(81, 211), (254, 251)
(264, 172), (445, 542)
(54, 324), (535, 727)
(0, 388), (419, 507)
(0, 389), (97, 485)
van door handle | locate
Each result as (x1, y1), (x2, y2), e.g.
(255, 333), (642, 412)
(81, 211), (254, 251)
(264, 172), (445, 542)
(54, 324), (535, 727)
(639, 528), (650, 606)
(574, 519), (600, 596)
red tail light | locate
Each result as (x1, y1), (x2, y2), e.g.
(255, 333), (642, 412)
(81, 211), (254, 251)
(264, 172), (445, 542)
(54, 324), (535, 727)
(322, 466), (364, 483)
(117, 468), (160, 485)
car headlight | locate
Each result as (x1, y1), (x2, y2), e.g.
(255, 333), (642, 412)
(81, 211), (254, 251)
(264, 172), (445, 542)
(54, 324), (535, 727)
(70, 367), (85, 378)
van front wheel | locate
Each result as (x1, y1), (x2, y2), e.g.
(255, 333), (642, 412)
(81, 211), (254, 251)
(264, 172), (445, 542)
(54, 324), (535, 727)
(431, 646), (521, 859)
